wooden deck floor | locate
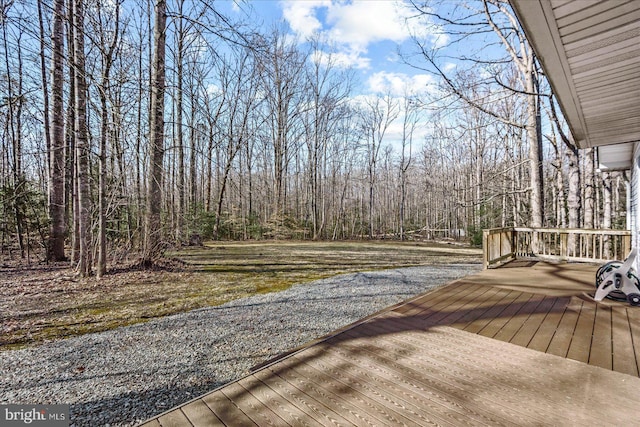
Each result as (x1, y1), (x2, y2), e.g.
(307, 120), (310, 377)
(139, 262), (640, 426)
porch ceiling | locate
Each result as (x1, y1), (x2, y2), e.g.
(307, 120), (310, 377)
(510, 0), (640, 149)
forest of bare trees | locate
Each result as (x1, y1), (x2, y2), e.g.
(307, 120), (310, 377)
(0, 0), (626, 274)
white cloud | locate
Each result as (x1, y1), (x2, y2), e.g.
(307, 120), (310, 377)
(367, 71), (434, 96)
(325, 1), (411, 50)
(281, 1), (330, 39)
(281, 0), (437, 69)
(443, 62), (457, 73)
(312, 48), (371, 70)
(206, 83), (222, 96)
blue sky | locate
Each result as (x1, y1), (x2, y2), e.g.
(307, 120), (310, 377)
(220, 0), (444, 97)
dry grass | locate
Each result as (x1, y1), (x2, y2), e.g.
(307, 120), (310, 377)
(0, 240), (481, 350)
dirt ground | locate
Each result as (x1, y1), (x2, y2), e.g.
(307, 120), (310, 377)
(0, 258), (201, 350)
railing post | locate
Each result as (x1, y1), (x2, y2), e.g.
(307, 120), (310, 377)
(483, 229), (489, 269)
(511, 229), (516, 259)
(625, 235), (631, 257)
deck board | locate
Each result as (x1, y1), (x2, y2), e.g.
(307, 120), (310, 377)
(251, 368), (346, 426)
(201, 390), (257, 426)
(509, 295), (556, 347)
(236, 375), (318, 427)
(139, 262), (640, 427)
(393, 281), (468, 319)
(526, 296), (571, 352)
(493, 294), (546, 342)
(268, 360), (373, 426)
(566, 299), (596, 363)
(546, 298), (581, 358)
(461, 288), (522, 334)
(434, 284), (499, 327)
(612, 307), (639, 376)
(448, 285), (502, 327)
(326, 331), (510, 426)
(416, 283), (494, 327)
(392, 281), (457, 315)
(590, 304), (613, 369)
(138, 420), (161, 427)
(336, 328), (576, 426)
(626, 307), (640, 374)
(180, 400), (223, 427)
(219, 381), (287, 427)
(285, 353), (421, 426)
(157, 409), (192, 427)
(475, 290), (534, 339)
(336, 326), (540, 426)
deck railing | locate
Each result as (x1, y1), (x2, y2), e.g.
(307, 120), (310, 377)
(483, 227), (632, 269)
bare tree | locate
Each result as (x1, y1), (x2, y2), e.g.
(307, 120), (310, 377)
(66, 2), (79, 263)
(143, 0), (167, 264)
(0, 0), (630, 262)
(212, 47), (260, 239)
(602, 171), (612, 256)
(1, 2), (26, 258)
(358, 94), (399, 238)
(549, 93), (581, 233)
(304, 39), (352, 239)
(94, 0), (123, 277)
(482, 0), (544, 227)
(255, 27), (307, 221)
(43, 0), (66, 262)
(73, 0), (91, 276)
(406, 0), (546, 228)
(583, 148), (595, 229)
(398, 94), (420, 240)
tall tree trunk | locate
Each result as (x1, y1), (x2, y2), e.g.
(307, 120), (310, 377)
(37, 0), (52, 177)
(583, 148), (595, 229)
(97, 103), (107, 277)
(555, 156), (566, 228)
(73, 0), (91, 276)
(2, 15), (25, 258)
(175, 4), (185, 242)
(42, 0), (66, 262)
(66, 3), (78, 264)
(214, 156), (233, 239)
(602, 172), (612, 257)
(526, 70), (543, 228)
(274, 117), (286, 221)
(398, 96), (416, 240)
(189, 93), (197, 221)
(566, 146), (581, 235)
(143, 0), (167, 263)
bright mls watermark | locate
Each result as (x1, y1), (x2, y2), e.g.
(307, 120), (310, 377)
(1, 405), (69, 426)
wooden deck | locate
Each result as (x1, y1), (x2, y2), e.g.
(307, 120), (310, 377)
(140, 261), (640, 426)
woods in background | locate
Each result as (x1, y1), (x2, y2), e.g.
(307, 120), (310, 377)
(0, 0), (626, 274)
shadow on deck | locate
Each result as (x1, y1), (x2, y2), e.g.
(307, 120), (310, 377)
(140, 261), (640, 426)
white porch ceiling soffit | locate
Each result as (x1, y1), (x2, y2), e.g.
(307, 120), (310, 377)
(598, 142), (633, 171)
(510, 0), (640, 149)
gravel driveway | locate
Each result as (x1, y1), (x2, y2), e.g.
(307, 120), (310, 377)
(0, 263), (481, 426)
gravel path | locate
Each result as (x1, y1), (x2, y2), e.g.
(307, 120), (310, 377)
(1, 263), (481, 426)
